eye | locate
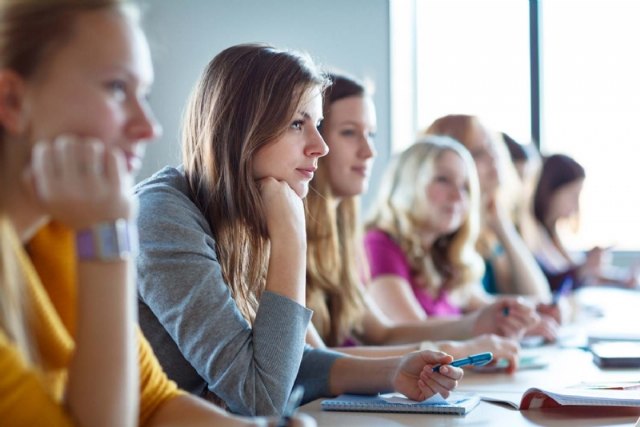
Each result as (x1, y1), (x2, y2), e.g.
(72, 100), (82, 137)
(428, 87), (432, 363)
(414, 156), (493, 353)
(368, 131), (377, 139)
(340, 129), (356, 137)
(316, 119), (323, 130)
(105, 79), (127, 101)
(291, 120), (304, 131)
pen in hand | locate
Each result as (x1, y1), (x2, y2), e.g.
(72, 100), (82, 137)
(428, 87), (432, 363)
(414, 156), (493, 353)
(277, 385), (305, 427)
(432, 352), (493, 372)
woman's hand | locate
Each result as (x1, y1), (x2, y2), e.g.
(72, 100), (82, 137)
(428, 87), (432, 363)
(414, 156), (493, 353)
(27, 136), (134, 229)
(393, 351), (463, 400)
(258, 177), (305, 246)
(524, 314), (559, 343)
(472, 298), (539, 340)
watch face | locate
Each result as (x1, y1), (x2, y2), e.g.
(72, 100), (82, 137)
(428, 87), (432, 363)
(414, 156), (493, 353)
(75, 219), (136, 261)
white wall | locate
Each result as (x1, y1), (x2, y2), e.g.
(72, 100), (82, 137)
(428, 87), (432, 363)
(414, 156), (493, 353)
(141, 0), (391, 209)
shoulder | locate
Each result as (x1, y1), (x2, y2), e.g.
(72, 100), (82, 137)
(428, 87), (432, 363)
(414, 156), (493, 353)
(364, 228), (396, 246)
(135, 166), (210, 231)
(135, 165), (190, 203)
(364, 228), (403, 253)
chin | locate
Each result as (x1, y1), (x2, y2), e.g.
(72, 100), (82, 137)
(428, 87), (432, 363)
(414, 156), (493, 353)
(297, 185), (309, 199)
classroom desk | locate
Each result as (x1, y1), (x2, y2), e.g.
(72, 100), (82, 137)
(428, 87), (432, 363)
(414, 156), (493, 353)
(301, 287), (640, 426)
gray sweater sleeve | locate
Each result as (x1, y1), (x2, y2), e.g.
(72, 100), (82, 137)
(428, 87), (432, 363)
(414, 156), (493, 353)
(135, 167), (337, 416)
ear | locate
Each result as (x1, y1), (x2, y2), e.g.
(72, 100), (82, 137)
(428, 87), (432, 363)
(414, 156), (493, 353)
(0, 69), (27, 134)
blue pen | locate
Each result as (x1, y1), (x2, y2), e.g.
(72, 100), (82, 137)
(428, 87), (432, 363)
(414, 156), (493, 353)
(552, 277), (573, 305)
(432, 352), (493, 372)
(277, 385), (304, 427)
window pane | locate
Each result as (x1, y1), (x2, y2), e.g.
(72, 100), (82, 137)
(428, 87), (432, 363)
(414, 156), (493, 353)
(415, 0), (530, 144)
(542, 0), (640, 250)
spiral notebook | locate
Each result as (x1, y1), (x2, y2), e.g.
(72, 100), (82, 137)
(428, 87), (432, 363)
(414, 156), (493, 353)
(321, 392), (480, 415)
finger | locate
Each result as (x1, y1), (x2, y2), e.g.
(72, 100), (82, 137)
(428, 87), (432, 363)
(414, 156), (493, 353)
(104, 146), (129, 193)
(421, 351), (453, 365)
(31, 141), (57, 198)
(56, 135), (80, 181)
(79, 139), (104, 184)
(503, 352), (519, 374)
(419, 368), (459, 397)
(435, 365), (464, 381)
(498, 317), (527, 337)
(503, 305), (539, 329)
(417, 379), (434, 400)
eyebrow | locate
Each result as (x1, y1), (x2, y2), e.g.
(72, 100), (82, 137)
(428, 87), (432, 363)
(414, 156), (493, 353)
(338, 120), (376, 129)
(297, 110), (323, 122)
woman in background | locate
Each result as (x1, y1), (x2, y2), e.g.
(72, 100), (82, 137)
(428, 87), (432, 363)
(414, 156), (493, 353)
(524, 153), (638, 291)
(304, 73), (528, 371)
(500, 132), (541, 232)
(135, 44), (463, 417)
(2, 1), (312, 425)
(365, 134), (556, 343)
(423, 115), (550, 299)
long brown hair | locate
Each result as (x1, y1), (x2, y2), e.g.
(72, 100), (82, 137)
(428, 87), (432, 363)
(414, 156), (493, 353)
(182, 44), (328, 323)
(0, 0), (135, 363)
(305, 73), (368, 346)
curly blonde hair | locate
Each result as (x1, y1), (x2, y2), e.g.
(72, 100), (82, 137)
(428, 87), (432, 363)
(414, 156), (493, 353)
(366, 136), (485, 300)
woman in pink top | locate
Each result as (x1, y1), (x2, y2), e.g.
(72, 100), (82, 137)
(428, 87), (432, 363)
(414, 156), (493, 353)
(366, 136), (489, 321)
(365, 136), (557, 346)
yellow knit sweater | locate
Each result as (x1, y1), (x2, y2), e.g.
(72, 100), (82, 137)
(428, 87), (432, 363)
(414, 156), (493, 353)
(0, 222), (181, 426)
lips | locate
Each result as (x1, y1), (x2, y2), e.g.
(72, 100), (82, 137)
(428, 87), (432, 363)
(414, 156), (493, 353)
(296, 167), (317, 180)
(351, 166), (369, 177)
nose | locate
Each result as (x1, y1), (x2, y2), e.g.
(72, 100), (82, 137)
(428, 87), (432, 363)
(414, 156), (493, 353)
(358, 135), (377, 159)
(128, 98), (162, 143)
(305, 126), (329, 158)
(449, 185), (464, 201)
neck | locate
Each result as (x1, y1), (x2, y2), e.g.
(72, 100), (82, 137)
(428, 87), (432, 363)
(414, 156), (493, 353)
(418, 227), (439, 251)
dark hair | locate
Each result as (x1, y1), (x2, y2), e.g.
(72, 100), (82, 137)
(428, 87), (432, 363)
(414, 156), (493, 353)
(501, 132), (529, 162)
(533, 154), (585, 235)
(319, 72), (367, 133)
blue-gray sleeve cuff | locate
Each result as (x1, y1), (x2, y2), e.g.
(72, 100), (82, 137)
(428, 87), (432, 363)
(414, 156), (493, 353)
(296, 345), (344, 403)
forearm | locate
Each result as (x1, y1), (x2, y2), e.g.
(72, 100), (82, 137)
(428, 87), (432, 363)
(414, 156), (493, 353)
(329, 356), (397, 395)
(378, 316), (475, 344)
(331, 344), (417, 358)
(495, 221), (550, 299)
(266, 238), (306, 305)
(147, 394), (266, 427)
(66, 259), (138, 427)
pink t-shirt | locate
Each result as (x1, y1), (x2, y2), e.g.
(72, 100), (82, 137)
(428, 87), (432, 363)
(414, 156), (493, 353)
(364, 229), (461, 317)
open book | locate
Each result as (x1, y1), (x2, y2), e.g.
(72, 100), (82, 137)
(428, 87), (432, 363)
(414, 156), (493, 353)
(321, 392), (480, 415)
(481, 385), (640, 410)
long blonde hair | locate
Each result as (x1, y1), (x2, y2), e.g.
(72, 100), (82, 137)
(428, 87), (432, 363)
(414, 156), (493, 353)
(0, 0), (135, 363)
(182, 44), (328, 323)
(423, 114), (514, 259)
(305, 73), (370, 345)
(366, 136), (484, 297)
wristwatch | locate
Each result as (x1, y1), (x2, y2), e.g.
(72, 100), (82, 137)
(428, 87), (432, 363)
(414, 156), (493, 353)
(76, 219), (138, 261)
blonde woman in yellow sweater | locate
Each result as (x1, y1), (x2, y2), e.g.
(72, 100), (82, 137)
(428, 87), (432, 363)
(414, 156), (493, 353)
(0, 1), (311, 426)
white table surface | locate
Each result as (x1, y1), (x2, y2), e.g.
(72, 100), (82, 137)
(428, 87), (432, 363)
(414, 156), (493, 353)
(301, 287), (640, 426)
